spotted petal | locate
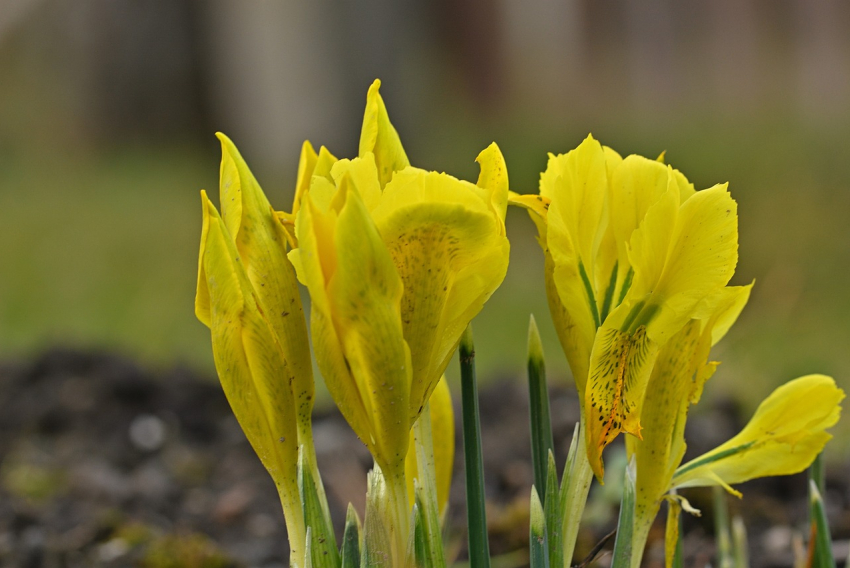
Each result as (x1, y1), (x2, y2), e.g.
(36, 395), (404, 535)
(371, 164), (510, 424)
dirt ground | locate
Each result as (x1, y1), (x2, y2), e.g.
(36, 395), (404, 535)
(0, 349), (847, 567)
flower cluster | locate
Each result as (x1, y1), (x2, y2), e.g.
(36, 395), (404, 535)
(195, 83), (843, 568)
(196, 80), (508, 568)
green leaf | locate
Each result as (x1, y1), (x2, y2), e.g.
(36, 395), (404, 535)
(413, 502), (430, 568)
(460, 325), (492, 568)
(361, 467), (392, 568)
(610, 456), (636, 568)
(731, 516), (749, 568)
(809, 480), (836, 568)
(305, 527), (313, 568)
(341, 504), (361, 568)
(299, 450), (341, 568)
(530, 487), (550, 568)
(543, 451), (563, 568)
(713, 486), (733, 568)
(412, 403), (448, 568)
(559, 419), (594, 566)
(528, 315), (555, 502)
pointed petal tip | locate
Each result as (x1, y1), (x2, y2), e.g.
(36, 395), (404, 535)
(475, 141), (502, 162)
(214, 131), (232, 146)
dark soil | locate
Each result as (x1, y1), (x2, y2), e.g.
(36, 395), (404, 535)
(0, 349), (846, 567)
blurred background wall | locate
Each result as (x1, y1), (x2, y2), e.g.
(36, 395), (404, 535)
(1, 0), (849, 443)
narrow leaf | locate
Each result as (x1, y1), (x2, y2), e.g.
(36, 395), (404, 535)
(412, 403), (448, 568)
(528, 315), (555, 502)
(713, 486), (734, 568)
(415, 480), (448, 568)
(809, 453), (825, 496)
(413, 502), (430, 568)
(362, 467), (392, 568)
(560, 419), (594, 566)
(543, 451), (563, 568)
(809, 480), (836, 568)
(530, 487), (550, 568)
(305, 527), (313, 568)
(610, 456), (636, 568)
(341, 504), (361, 568)
(299, 450), (341, 568)
(731, 516), (749, 568)
(460, 325), (492, 568)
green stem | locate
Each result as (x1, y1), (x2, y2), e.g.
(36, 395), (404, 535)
(713, 486), (733, 568)
(527, 315), (554, 502)
(277, 481), (307, 568)
(385, 461), (412, 568)
(460, 325), (492, 568)
(611, 457), (637, 568)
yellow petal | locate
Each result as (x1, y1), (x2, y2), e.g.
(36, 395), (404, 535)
(603, 145), (624, 178)
(622, 183), (739, 344)
(544, 134), (608, 290)
(326, 176), (412, 471)
(475, 142), (509, 225)
(626, 319), (701, 542)
(215, 133), (315, 433)
(664, 497), (681, 568)
(508, 192), (550, 241)
(359, 79), (409, 188)
(626, 283), (753, 534)
(585, 325), (659, 480)
(195, 190), (213, 328)
(290, 186), (377, 461)
(330, 153), (382, 212)
(313, 145), (338, 182)
(609, 155), (671, 270)
(371, 167), (510, 424)
(198, 193), (305, 556)
(672, 375), (844, 491)
(508, 192), (594, 393)
(292, 140), (318, 217)
(542, 135), (611, 387)
(405, 376), (455, 519)
(693, 283), (753, 347)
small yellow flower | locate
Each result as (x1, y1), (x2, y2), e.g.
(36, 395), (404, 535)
(511, 135), (738, 479)
(287, 80), (508, 563)
(195, 192), (306, 567)
(288, 80), (509, 474)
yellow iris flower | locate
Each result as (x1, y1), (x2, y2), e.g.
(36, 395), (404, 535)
(195, 134), (318, 566)
(622, 279), (843, 568)
(511, 134), (739, 480)
(288, 80), (509, 473)
(287, 80), (509, 558)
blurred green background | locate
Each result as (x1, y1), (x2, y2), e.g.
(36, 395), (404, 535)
(0, 2), (848, 446)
